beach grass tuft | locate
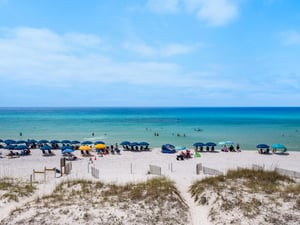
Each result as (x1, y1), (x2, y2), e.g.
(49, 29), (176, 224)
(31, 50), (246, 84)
(189, 168), (300, 224)
(3, 177), (190, 225)
(0, 177), (36, 202)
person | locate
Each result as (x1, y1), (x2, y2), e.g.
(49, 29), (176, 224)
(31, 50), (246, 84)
(229, 145), (235, 152)
(236, 143), (241, 152)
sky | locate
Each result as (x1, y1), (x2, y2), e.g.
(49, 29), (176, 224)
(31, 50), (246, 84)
(0, 0), (300, 107)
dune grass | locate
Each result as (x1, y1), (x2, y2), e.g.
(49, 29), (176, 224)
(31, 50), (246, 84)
(5, 177), (190, 225)
(189, 168), (300, 224)
(0, 177), (36, 202)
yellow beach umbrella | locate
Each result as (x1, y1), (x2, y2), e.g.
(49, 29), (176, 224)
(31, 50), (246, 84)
(95, 144), (106, 149)
(79, 145), (92, 151)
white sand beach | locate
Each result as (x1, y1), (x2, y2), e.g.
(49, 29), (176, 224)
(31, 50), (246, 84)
(0, 147), (299, 225)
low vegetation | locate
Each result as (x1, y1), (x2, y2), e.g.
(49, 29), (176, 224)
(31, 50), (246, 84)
(0, 177), (36, 202)
(2, 177), (190, 225)
(190, 168), (300, 225)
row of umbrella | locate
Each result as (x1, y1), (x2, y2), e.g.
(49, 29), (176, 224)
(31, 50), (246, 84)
(256, 143), (286, 149)
(120, 141), (150, 146)
(193, 141), (235, 147)
(0, 139), (105, 145)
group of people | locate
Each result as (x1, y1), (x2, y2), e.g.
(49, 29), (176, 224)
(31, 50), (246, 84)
(221, 144), (241, 152)
(95, 144), (120, 156)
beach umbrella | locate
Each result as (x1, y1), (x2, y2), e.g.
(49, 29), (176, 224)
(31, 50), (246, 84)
(94, 141), (105, 144)
(193, 142), (205, 147)
(5, 144), (16, 150)
(81, 141), (93, 145)
(256, 144), (269, 149)
(61, 140), (71, 144)
(205, 142), (217, 147)
(120, 141), (130, 146)
(40, 145), (52, 150)
(218, 141), (226, 146)
(62, 149), (74, 154)
(79, 145), (92, 151)
(61, 145), (73, 150)
(38, 139), (49, 144)
(129, 142), (139, 146)
(16, 140), (28, 144)
(50, 140), (60, 144)
(95, 144), (106, 149)
(139, 142), (149, 146)
(271, 144), (286, 149)
(71, 140), (80, 145)
(225, 141), (234, 145)
(27, 139), (37, 144)
(4, 139), (16, 145)
(0, 139), (3, 142)
(15, 145), (28, 150)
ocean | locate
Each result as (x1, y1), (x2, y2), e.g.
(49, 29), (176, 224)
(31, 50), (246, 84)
(0, 107), (300, 151)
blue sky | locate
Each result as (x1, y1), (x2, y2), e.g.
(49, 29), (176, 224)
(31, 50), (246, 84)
(0, 0), (300, 107)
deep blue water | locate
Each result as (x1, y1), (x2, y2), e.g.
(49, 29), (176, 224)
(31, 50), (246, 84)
(0, 107), (300, 150)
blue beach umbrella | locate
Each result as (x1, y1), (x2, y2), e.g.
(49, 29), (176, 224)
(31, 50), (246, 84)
(71, 140), (80, 145)
(256, 144), (269, 149)
(193, 142), (205, 147)
(4, 139), (16, 145)
(16, 140), (27, 144)
(15, 145), (28, 150)
(61, 145), (73, 150)
(272, 143), (286, 149)
(62, 149), (74, 154)
(50, 140), (60, 144)
(120, 141), (130, 146)
(27, 139), (37, 144)
(38, 139), (49, 144)
(94, 141), (105, 144)
(205, 142), (217, 147)
(225, 141), (234, 145)
(40, 145), (51, 151)
(61, 140), (72, 144)
(129, 142), (139, 146)
(81, 141), (93, 145)
(5, 144), (16, 150)
(139, 142), (149, 146)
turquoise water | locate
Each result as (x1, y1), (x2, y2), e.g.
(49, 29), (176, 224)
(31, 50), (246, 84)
(0, 107), (300, 151)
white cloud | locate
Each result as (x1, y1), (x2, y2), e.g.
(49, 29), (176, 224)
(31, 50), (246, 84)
(123, 42), (156, 57)
(123, 41), (197, 57)
(0, 27), (204, 88)
(1, 26), (298, 107)
(196, 0), (238, 26)
(146, 0), (239, 26)
(162, 43), (195, 57)
(280, 30), (300, 46)
(146, 0), (179, 13)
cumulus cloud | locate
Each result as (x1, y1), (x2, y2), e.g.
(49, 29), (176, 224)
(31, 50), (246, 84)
(146, 0), (239, 26)
(1, 26), (296, 106)
(195, 0), (238, 26)
(146, 0), (179, 13)
(0, 27), (209, 89)
(123, 41), (197, 57)
(280, 30), (300, 46)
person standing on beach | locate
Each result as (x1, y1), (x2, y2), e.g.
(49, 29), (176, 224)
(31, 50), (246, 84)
(236, 143), (240, 152)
